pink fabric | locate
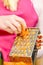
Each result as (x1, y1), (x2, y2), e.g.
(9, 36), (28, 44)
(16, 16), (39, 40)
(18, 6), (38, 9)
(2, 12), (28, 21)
(0, 34), (16, 61)
(0, 0), (38, 61)
(0, 0), (38, 27)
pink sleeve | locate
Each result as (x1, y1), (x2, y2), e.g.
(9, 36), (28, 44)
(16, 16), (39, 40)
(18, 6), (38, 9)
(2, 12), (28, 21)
(18, 0), (38, 27)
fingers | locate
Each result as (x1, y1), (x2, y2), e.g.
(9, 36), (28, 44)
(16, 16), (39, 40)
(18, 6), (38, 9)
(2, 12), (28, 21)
(2, 20), (21, 34)
(0, 22), (12, 33)
(10, 16), (27, 33)
(14, 15), (27, 30)
(10, 17), (21, 33)
(6, 15), (27, 34)
(0, 15), (27, 34)
(3, 20), (19, 34)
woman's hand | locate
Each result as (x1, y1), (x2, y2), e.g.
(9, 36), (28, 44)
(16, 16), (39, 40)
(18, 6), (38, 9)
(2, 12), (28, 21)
(0, 15), (27, 34)
(3, 0), (19, 11)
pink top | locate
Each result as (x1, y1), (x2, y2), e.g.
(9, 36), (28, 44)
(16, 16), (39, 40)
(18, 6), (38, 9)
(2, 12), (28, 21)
(0, 0), (38, 61)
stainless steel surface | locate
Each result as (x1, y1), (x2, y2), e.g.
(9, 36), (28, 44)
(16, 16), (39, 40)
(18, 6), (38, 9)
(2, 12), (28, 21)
(9, 28), (39, 58)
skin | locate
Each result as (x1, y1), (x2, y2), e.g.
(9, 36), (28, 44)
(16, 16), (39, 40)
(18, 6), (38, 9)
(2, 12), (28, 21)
(3, 0), (19, 11)
(0, 15), (27, 34)
(0, 0), (27, 34)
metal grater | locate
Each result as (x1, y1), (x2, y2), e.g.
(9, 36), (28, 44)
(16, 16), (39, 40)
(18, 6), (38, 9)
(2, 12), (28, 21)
(9, 28), (39, 65)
